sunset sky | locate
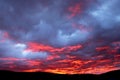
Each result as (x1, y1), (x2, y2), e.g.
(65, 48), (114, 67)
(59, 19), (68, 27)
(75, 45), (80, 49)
(0, 0), (120, 74)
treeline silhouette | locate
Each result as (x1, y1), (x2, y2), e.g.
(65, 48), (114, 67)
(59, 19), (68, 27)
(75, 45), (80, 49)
(0, 70), (120, 80)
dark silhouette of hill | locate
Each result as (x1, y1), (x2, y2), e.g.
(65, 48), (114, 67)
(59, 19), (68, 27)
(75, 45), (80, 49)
(97, 70), (120, 80)
(0, 70), (120, 80)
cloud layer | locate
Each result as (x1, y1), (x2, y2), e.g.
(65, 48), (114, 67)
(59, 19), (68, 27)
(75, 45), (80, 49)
(0, 0), (120, 74)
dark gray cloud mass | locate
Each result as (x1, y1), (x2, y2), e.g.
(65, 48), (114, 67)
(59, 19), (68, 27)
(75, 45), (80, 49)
(0, 0), (120, 74)
(0, 0), (93, 46)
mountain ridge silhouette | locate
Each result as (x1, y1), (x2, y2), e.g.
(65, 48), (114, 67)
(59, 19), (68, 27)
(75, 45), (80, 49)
(0, 70), (120, 80)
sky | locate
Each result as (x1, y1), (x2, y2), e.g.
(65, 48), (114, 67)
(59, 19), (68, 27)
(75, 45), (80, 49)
(0, 0), (120, 74)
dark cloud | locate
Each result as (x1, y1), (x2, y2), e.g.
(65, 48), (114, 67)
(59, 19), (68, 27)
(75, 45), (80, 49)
(0, 0), (93, 46)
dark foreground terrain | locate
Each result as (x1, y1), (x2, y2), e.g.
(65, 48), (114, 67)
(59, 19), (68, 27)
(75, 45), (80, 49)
(0, 70), (120, 80)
